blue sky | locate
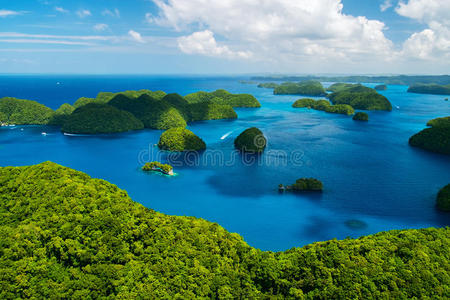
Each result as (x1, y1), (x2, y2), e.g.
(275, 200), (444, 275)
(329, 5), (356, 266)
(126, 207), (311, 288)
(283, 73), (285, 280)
(0, 0), (448, 74)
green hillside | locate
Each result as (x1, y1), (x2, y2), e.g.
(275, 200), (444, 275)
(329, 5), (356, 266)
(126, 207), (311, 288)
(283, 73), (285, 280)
(0, 162), (448, 298)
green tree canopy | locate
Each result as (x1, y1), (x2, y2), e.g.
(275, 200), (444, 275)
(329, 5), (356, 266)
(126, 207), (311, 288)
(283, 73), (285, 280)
(0, 162), (448, 299)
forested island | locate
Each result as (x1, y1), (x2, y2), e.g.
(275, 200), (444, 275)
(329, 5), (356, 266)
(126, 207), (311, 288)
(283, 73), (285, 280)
(375, 84), (387, 91)
(0, 97), (54, 125)
(142, 161), (174, 175)
(407, 83), (450, 95)
(0, 89), (256, 134)
(61, 103), (144, 134)
(252, 75), (450, 86)
(279, 178), (323, 192)
(0, 162), (448, 299)
(184, 89), (261, 107)
(437, 184), (450, 212)
(273, 81), (327, 96)
(353, 112), (369, 121)
(409, 116), (450, 155)
(327, 84), (392, 111)
(158, 127), (206, 152)
(234, 127), (267, 153)
(292, 98), (354, 115)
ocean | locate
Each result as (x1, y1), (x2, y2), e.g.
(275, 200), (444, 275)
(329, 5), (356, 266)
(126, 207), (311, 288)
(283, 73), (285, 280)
(1, 75), (449, 251)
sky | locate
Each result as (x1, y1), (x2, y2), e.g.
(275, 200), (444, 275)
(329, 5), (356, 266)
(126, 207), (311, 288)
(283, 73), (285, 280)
(0, 0), (449, 75)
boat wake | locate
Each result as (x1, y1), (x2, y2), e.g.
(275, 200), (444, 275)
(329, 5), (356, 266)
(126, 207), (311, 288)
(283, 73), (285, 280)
(220, 131), (233, 140)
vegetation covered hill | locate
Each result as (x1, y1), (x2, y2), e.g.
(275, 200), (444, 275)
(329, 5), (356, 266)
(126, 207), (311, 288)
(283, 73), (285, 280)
(234, 127), (267, 153)
(188, 102), (237, 121)
(326, 83), (359, 93)
(292, 98), (354, 115)
(437, 184), (450, 212)
(408, 84), (450, 95)
(252, 75), (450, 85)
(48, 103), (75, 126)
(274, 81), (326, 96)
(409, 116), (450, 155)
(353, 112), (369, 121)
(108, 94), (187, 130)
(0, 97), (54, 125)
(0, 162), (449, 299)
(328, 85), (392, 111)
(375, 84), (387, 91)
(185, 89), (261, 107)
(61, 103), (144, 134)
(158, 127), (206, 151)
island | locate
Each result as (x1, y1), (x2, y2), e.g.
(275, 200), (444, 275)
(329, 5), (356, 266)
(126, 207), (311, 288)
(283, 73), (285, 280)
(274, 81), (327, 96)
(327, 85), (392, 111)
(0, 97), (54, 125)
(48, 103), (75, 126)
(437, 184), (450, 212)
(185, 89), (261, 107)
(353, 112), (369, 121)
(0, 88), (248, 134)
(409, 116), (450, 155)
(407, 83), (450, 95)
(158, 127), (206, 151)
(257, 82), (279, 89)
(0, 161), (448, 299)
(142, 161), (174, 175)
(109, 94), (187, 130)
(292, 98), (354, 115)
(234, 127), (267, 153)
(252, 75), (450, 86)
(374, 84), (387, 91)
(279, 178), (323, 192)
(326, 83), (359, 93)
(61, 103), (144, 134)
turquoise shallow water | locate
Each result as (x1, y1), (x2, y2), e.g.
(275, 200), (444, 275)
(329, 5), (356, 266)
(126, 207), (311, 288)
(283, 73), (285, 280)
(0, 75), (449, 251)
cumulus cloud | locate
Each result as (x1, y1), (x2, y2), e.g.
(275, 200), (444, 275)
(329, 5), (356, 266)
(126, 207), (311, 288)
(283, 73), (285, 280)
(380, 0), (393, 12)
(54, 7), (69, 14)
(396, 0), (450, 60)
(151, 0), (394, 65)
(0, 10), (23, 17)
(76, 9), (91, 18)
(102, 9), (120, 18)
(178, 30), (252, 59)
(93, 24), (109, 32)
(128, 30), (145, 43)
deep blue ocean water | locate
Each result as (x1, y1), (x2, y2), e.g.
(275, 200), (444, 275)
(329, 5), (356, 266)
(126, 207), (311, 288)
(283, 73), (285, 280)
(1, 75), (449, 251)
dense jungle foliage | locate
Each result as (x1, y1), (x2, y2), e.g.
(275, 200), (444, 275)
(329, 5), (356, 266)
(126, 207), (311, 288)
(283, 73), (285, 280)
(158, 127), (206, 151)
(234, 127), (267, 153)
(0, 162), (448, 299)
(327, 85), (392, 111)
(274, 81), (327, 96)
(0, 97), (54, 125)
(408, 84), (450, 95)
(61, 103), (144, 134)
(409, 116), (450, 155)
(292, 98), (354, 115)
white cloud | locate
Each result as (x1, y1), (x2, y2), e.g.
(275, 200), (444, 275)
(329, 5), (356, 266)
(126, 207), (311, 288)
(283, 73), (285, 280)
(128, 30), (145, 43)
(0, 10), (23, 17)
(0, 39), (94, 46)
(380, 0), (393, 12)
(151, 0), (394, 65)
(93, 24), (109, 32)
(396, 0), (450, 60)
(102, 8), (120, 18)
(178, 30), (252, 59)
(76, 9), (91, 18)
(55, 7), (69, 14)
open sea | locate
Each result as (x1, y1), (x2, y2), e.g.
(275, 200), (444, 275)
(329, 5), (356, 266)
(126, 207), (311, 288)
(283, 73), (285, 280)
(0, 75), (449, 251)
